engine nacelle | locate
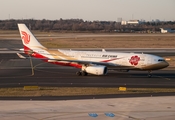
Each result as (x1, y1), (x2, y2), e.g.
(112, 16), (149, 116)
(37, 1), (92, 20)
(82, 65), (107, 75)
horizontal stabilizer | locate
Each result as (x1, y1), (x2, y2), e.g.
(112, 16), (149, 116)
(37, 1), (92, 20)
(102, 49), (106, 52)
(16, 53), (26, 59)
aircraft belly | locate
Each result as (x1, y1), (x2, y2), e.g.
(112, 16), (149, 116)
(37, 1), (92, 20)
(108, 66), (136, 70)
(141, 62), (169, 70)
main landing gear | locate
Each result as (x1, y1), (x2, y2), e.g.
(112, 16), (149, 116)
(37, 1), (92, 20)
(148, 70), (152, 78)
(76, 71), (88, 76)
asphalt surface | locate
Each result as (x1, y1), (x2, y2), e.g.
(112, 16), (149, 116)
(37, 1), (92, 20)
(0, 40), (175, 100)
(0, 68), (175, 88)
(0, 53), (175, 88)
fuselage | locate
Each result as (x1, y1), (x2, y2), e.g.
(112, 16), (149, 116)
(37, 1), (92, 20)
(27, 46), (169, 71)
(59, 50), (169, 70)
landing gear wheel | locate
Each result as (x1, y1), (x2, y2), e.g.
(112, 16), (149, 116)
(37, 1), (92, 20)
(148, 71), (152, 78)
(76, 71), (88, 76)
(81, 71), (88, 76)
(148, 74), (152, 78)
(76, 71), (82, 76)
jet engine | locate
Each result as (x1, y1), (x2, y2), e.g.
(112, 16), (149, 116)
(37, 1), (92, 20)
(82, 65), (107, 75)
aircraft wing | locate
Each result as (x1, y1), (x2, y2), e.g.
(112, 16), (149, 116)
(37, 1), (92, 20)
(47, 59), (118, 67)
(17, 53), (119, 67)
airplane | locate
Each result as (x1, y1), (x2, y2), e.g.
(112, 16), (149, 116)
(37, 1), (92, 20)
(160, 28), (175, 33)
(17, 24), (169, 77)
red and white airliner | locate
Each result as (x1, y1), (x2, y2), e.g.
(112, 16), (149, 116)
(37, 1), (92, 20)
(17, 24), (169, 77)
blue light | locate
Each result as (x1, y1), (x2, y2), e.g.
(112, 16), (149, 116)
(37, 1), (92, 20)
(105, 113), (115, 117)
(88, 113), (98, 117)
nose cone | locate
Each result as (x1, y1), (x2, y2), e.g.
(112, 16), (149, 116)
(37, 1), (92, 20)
(142, 61), (169, 70)
(160, 61), (169, 69)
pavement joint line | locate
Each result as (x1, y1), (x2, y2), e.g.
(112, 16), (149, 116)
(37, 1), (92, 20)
(153, 75), (171, 80)
(34, 68), (73, 75)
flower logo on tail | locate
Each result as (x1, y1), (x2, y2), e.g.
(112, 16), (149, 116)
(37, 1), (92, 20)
(129, 55), (140, 66)
(21, 31), (30, 44)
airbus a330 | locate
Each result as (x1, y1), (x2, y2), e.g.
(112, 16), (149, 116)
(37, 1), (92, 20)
(17, 24), (169, 77)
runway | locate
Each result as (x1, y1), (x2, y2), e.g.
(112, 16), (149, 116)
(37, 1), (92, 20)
(0, 69), (175, 88)
(0, 35), (175, 120)
(0, 39), (174, 88)
(0, 54), (175, 88)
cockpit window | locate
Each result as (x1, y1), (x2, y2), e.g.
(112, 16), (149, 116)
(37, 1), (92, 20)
(158, 59), (165, 61)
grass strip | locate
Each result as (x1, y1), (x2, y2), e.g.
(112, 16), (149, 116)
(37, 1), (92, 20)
(0, 87), (175, 97)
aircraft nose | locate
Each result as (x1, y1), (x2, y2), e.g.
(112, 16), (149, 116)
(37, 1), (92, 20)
(161, 61), (169, 68)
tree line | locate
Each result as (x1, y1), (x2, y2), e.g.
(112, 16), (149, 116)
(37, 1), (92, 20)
(0, 19), (175, 33)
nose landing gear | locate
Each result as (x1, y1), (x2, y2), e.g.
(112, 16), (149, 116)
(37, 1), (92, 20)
(148, 70), (152, 78)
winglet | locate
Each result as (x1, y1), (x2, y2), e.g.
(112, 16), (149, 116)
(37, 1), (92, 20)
(102, 49), (106, 52)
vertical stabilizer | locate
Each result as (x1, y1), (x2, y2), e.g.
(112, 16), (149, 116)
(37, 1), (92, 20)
(18, 24), (46, 49)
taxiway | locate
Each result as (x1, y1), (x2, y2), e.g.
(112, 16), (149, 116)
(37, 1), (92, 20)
(0, 55), (174, 88)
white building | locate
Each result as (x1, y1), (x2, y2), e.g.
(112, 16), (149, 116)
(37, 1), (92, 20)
(121, 21), (127, 25)
(121, 20), (139, 25)
(127, 20), (139, 24)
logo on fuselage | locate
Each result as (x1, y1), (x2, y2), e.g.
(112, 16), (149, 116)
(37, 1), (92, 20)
(21, 31), (30, 44)
(129, 55), (140, 65)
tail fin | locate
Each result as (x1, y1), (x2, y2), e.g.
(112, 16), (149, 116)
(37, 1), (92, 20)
(18, 24), (46, 50)
(160, 28), (166, 33)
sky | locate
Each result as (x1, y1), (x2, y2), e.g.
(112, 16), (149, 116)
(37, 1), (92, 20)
(0, 0), (175, 21)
